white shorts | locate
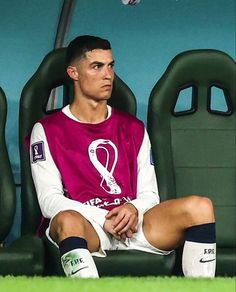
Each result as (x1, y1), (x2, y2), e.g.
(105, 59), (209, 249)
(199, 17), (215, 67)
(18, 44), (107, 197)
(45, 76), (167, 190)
(46, 208), (173, 257)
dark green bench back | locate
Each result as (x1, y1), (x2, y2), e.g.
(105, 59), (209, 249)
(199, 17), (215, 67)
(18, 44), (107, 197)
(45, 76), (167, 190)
(0, 87), (16, 242)
(148, 49), (236, 248)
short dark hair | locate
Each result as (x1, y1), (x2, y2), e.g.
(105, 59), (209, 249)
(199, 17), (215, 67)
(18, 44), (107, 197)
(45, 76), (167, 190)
(66, 35), (111, 65)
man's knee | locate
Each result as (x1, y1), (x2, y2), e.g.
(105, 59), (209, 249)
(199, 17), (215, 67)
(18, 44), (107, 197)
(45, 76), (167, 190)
(184, 195), (215, 223)
(50, 210), (87, 242)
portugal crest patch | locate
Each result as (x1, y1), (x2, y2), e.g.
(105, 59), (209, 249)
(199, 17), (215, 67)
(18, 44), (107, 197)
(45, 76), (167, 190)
(31, 141), (46, 163)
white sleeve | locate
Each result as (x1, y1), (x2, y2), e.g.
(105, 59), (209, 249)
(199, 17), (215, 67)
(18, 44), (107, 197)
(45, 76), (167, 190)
(30, 122), (108, 226)
(129, 129), (160, 214)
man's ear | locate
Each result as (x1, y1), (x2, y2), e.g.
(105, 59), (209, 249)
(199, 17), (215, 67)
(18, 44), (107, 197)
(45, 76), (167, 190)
(67, 66), (79, 81)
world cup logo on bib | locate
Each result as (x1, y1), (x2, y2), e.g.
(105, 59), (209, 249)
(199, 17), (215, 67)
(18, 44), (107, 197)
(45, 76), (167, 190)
(88, 139), (121, 194)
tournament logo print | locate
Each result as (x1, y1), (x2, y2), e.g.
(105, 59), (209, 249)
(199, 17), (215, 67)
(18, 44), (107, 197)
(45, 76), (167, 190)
(61, 252), (88, 277)
(31, 141), (46, 163)
(88, 139), (121, 194)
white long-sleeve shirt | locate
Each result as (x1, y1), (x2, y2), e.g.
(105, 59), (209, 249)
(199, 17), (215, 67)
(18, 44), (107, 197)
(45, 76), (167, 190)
(30, 105), (159, 229)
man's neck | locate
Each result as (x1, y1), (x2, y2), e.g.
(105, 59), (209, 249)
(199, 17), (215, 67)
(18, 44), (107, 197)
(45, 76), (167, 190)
(69, 99), (108, 124)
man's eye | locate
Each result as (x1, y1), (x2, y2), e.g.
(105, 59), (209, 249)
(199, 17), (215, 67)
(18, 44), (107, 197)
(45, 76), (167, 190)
(109, 63), (114, 69)
(93, 63), (105, 70)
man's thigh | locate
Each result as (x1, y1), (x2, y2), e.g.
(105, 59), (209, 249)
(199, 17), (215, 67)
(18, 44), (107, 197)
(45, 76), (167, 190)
(46, 207), (116, 257)
(142, 198), (189, 251)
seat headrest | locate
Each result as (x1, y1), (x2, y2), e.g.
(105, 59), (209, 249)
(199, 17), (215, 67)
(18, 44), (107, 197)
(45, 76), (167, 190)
(149, 49), (236, 117)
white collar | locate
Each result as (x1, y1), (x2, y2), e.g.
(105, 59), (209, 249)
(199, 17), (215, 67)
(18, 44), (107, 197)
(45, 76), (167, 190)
(62, 104), (112, 123)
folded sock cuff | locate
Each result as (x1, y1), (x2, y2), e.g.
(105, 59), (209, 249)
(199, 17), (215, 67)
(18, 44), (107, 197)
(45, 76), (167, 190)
(59, 236), (88, 256)
(185, 223), (216, 243)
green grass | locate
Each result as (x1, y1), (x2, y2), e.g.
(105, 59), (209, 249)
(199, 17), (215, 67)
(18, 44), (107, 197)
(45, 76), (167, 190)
(0, 277), (235, 292)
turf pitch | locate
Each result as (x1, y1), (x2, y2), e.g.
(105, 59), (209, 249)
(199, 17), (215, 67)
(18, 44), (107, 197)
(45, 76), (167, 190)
(0, 276), (235, 292)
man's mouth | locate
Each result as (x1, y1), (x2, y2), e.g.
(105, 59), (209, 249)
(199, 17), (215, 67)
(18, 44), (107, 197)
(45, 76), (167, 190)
(101, 84), (112, 89)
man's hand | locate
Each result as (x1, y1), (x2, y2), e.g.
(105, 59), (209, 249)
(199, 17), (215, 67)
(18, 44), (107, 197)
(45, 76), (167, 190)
(104, 216), (136, 241)
(104, 216), (122, 240)
(105, 203), (138, 239)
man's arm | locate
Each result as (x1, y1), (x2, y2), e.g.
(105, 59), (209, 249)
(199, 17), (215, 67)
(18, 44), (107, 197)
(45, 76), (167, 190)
(30, 122), (107, 226)
(130, 128), (160, 212)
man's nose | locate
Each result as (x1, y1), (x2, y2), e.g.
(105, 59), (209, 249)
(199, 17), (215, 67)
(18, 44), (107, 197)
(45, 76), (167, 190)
(104, 66), (113, 79)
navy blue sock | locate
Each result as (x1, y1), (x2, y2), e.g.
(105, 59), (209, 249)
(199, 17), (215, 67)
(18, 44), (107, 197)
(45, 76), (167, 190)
(59, 236), (88, 256)
(185, 223), (216, 243)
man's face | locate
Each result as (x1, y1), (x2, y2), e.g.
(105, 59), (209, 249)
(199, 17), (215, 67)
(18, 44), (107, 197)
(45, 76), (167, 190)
(74, 49), (115, 101)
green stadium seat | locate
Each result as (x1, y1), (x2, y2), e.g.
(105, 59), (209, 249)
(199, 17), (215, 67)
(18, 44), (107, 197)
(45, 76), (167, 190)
(0, 87), (15, 244)
(19, 48), (175, 276)
(0, 87), (44, 276)
(147, 49), (236, 276)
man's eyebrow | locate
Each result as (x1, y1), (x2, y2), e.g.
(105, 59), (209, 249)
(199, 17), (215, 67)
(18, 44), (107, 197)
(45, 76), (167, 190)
(90, 61), (103, 66)
(90, 60), (115, 66)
